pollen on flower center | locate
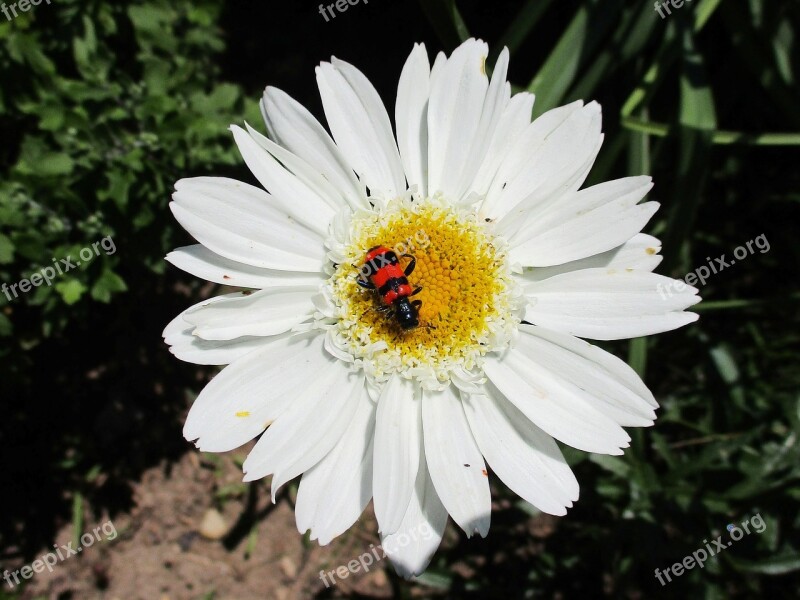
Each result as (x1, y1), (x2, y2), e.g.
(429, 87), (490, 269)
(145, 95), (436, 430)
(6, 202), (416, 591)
(356, 206), (498, 342)
(324, 196), (522, 388)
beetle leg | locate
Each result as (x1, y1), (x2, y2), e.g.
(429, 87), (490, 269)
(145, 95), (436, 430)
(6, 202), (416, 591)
(363, 305), (393, 320)
(410, 286), (423, 296)
(356, 277), (375, 290)
(402, 255), (417, 276)
(411, 299), (422, 310)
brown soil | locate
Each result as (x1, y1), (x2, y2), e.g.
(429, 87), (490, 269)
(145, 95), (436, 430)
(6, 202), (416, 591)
(17, 444), (402, 600)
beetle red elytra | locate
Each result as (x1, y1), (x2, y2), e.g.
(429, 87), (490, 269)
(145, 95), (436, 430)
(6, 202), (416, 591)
(356, 245), (422, 330)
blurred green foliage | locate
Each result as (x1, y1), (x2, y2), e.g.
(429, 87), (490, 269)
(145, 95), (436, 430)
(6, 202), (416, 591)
(1, 0), (799, 597)
(0, 0), (255, 343)
(0, 0), (257, 579)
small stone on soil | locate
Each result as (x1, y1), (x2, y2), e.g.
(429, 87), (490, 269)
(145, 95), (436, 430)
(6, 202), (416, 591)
(198, 508), (228, 540)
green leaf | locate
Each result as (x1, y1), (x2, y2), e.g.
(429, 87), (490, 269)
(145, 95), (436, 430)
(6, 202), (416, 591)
(589, 454), (631, 479)
(527, 0), (624, 116)
(0, 233), (14, 264)
(496, 0), (554, 57)
(694, 0), (723, 30)
(55, 279), (87, 305)
(621, 117), (800, 145)
(16, 137), (75, 176)
(0, 312), (12, 337)
(628, 338), (648, 378)
(7, 32), (56, 74)
(73, 16), (98, 75)
(90, 269), (128, 303)
(99, 170), (135, 211)
(729, 553), (800, 575)
(128, 5), (175, 35)
(772, 18), (795, 86)
(416, 0), (470, 49)
(620, 26), (680, 119)
(709, 344), (740, 385)
(720, 0), (800, 128)
(571, 2), (660, 104)
(71, 491), (83, 550)
(679, 28), (717, 131)
(660, 127), (713, 271)
(414, 569), (453, 589)
(39, 103), (65, 131)
(39, 153), (75, 177)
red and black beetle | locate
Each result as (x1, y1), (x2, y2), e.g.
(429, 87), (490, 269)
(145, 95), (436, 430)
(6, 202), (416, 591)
(356, 245), (422, 330)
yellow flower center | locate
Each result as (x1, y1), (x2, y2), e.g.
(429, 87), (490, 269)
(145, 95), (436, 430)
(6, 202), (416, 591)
(326, 197), (520, 386)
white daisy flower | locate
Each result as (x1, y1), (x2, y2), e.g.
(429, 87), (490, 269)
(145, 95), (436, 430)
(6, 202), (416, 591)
(164, 39), (700, 577)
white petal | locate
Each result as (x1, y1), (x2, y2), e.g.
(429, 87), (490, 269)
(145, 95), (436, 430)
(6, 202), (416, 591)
(463, 389), (579, 515)
(510, 176), (658, 266)
(396, 43), (431, 197)
(480, 100), (584, 218)
(422, 385), (490, 538)
(373, 375), (422, 535)
(429, 51), (447, 85)
(183, 331), (327, 452)
(522, 233), (663, 283)
(483, 348), (632, 455)
(170, 177), (324, 272)
(164, 294), (237, 343)
(316, 60), (406, 199)
(244, 122), (347, 211)
(230, 126), (335, 235)
(166, 245), (324, 289)
(182, 286), (316, 341)
(494, 102), (604, 235)
(455, 48), (510, 201)
(468, 91), (534, 199)
(381, 454), (448, 579)
(163, 297), (271, 365)
(517, 324), (658, 424)
(295, 387), (376, 545)
(261, 86), (368, 208)
(426, 39), (489, 199)
(523, 268), (701, 340)
(242, 370), (365, 499)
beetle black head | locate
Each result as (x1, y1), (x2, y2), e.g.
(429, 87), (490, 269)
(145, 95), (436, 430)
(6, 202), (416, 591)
(393, 297), (419, 330)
